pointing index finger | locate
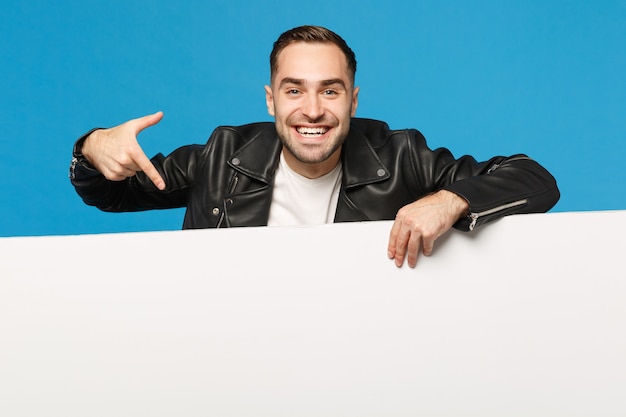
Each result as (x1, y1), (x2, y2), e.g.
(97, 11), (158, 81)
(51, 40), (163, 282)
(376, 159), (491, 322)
(131, 148), (165, 190)
(127, 111), (166, 190)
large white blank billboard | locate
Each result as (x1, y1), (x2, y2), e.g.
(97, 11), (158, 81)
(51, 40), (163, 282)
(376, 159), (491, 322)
(1, 211), (625, 416)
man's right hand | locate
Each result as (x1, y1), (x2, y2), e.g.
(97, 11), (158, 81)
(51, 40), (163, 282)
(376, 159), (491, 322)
(81, 111), (166, 190)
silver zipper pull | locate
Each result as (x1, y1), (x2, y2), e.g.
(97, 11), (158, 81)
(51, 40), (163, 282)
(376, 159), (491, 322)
(468, 212), (479, 231)
(487, 163), (499, 174)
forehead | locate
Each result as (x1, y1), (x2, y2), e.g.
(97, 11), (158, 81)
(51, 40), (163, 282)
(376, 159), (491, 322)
(273, 42), (352, 84)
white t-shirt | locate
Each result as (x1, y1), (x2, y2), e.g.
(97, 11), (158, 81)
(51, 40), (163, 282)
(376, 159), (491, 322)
(267, 153), (342, 226)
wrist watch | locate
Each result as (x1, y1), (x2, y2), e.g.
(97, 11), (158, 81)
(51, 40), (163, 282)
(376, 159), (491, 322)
(68, 129), (100, 180)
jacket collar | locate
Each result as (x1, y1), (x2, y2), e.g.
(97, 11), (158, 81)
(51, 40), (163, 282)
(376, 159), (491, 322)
(227, 123), (282, 183)
(341, 121), (390, 188)
(228, 120), (390, 187)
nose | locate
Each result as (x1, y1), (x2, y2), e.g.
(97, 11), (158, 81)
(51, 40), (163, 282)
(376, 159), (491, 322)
(302, 93), (324, 121)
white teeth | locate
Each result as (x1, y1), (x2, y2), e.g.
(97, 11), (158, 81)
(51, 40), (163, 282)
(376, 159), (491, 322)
(297, 127), (328, 136)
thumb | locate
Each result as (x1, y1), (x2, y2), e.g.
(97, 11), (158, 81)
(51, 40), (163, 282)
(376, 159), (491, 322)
(130, 111), (164, 135)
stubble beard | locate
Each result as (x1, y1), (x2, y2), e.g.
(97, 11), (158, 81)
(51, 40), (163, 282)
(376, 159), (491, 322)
(276, 116), (349, 165)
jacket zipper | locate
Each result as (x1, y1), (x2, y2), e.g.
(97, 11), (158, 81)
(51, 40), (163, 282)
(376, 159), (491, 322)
(469, 155), (533, 230)
(217, 174), (240, 228)
(228, 175), (239, 194)
(467, 199), (527, 231)
(486, 155), (532, 174)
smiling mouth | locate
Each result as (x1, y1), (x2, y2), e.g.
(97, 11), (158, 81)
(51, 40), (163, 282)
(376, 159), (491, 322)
(296, 126), (329, 138)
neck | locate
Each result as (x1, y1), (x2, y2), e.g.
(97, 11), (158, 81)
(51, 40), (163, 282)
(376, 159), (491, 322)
(282, 148), (341, 179)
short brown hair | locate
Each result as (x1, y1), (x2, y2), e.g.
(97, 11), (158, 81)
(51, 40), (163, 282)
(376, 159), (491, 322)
(270, 25), (357, 83)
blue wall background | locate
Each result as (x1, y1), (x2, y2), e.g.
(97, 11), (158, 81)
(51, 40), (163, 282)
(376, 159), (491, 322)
(1, 0), (624, 236)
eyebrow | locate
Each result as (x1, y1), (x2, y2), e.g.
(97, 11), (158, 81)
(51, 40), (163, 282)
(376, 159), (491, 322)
(279, 77), (348, 89)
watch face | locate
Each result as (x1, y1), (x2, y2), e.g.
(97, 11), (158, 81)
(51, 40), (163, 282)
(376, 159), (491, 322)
(69, 157), (79, 179)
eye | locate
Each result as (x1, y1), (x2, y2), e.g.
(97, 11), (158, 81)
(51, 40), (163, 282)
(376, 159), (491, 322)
(322, 89), (338, 95)
(286, 89), (300, 95)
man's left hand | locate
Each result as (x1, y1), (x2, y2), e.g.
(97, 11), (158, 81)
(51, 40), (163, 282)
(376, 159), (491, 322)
(387, 190), (469, 268)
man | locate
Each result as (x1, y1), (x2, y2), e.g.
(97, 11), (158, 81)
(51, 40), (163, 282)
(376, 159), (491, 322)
(69, 25), (560, 268)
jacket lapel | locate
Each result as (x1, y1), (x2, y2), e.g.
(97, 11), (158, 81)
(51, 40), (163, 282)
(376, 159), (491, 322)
(335, 121), (390, 221)
(227, 124), (282, 183)
(223, 124), (282, 227)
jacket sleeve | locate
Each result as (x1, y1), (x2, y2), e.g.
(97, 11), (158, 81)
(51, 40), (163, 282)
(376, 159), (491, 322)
(406, 129), (560, 231)
(69, 130), (205, 212)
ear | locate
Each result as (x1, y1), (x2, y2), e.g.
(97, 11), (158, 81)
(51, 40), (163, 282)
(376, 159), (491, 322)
(264, 85), (275, 117)
(350, 86), (360, 117)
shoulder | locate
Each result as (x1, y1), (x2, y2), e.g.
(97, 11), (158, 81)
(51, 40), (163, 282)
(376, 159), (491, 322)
(350, 118), (426, 147)
(208, 122), (276, 142)
(200, 122), (277, 154)
(197, 122), (281, 169)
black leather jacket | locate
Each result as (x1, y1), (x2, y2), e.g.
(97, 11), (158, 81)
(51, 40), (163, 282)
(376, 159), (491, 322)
(70, 118), (560, 231)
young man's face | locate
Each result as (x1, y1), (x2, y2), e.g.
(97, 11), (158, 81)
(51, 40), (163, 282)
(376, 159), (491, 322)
(265, 42), (359, 178)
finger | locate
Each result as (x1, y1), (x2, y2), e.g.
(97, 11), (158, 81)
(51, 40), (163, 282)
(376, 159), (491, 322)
(387, 219), (402, 259)
(129, 111), (164, 135)
(393, 228), (411, 268)
(105, 165), (137, 180)
(405, 233), (422, 268)
(103, 171), (137, 182)
(422, 234), (435, 256)
(130, 148), (166, 190)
